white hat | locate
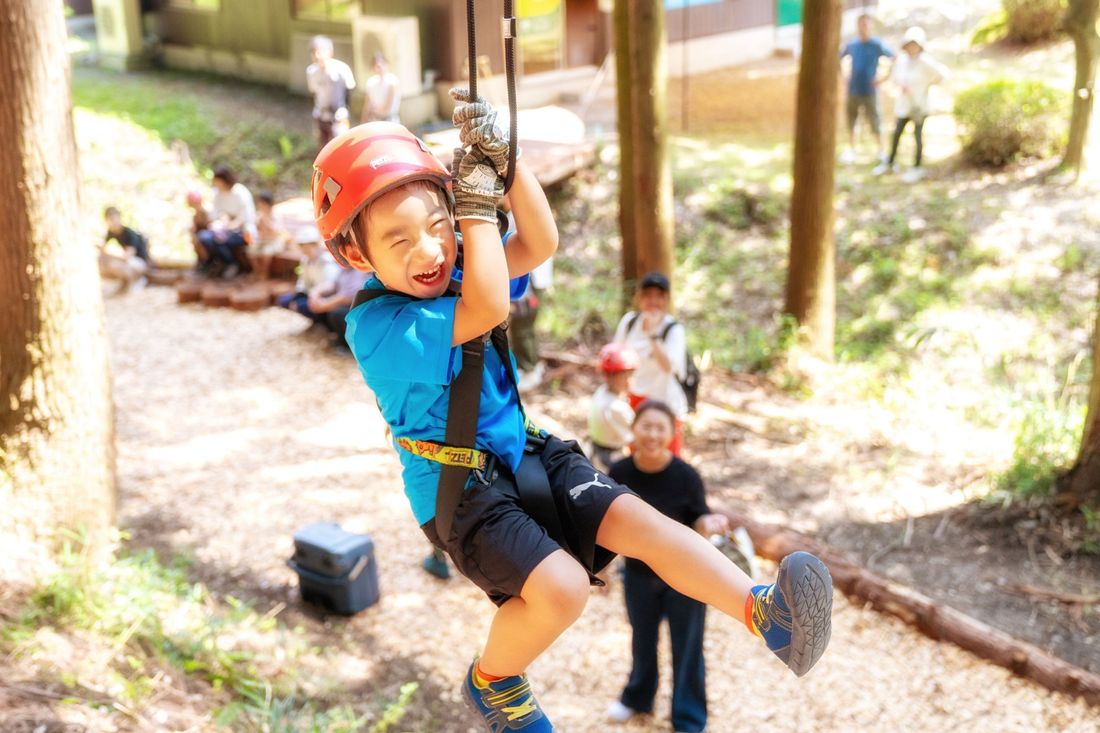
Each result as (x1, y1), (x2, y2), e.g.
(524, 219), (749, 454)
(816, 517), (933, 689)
(294, 225), (322, 245)
(902, 26), (926, 49)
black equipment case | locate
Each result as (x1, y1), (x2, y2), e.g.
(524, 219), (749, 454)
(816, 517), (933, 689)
(288, 522), (380, 615)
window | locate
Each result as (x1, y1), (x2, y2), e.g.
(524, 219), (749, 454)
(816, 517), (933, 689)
(168, 0), (220, 10)
(293, 0), (358, 21)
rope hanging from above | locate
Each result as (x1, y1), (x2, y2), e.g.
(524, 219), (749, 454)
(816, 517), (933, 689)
(465, 0), (519, 193)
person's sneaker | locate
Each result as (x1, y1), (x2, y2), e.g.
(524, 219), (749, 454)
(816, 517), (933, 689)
(462, 661), (553, 731)
(902, 166), (925, 183)
(872, 162), (894, 176)
(747, 551), (833, 677)
(422, 549), (450, 580)
(606, 700), (637, 724)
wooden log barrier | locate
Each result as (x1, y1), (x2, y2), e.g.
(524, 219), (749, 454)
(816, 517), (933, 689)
(175, 277), (204, 304)
(200, 282), (233, 308)
(718, 509), (1100, 705)
(229, 284), (271, 312)
(147, 267), (183, 286)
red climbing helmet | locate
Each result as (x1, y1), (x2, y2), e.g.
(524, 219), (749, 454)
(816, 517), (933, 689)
(311, 121), (451, 267)
(598, 343), (640, 374)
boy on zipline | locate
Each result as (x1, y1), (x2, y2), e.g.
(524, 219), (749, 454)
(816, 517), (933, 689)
(310, 91), (834, 731)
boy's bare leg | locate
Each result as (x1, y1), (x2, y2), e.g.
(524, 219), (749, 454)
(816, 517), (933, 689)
(478, 549), (590, 677)
(596, 493), (753, 620)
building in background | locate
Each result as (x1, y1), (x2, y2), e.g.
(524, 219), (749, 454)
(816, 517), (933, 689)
(90, 0), (874, 126)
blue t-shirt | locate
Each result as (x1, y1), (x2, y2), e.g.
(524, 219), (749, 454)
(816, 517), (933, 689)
(345, 270), (530, 526)
(842, 38), (893, 97)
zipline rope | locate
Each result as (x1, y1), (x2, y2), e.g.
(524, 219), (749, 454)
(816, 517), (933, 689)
(465, 0), (519, 193)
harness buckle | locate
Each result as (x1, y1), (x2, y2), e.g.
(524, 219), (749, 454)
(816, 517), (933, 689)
(471, 453), (499, 486)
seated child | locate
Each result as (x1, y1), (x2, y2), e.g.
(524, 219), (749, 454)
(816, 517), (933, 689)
(253, 192), (290, 280)
(186, 189), (212, 271)
(311, 96), (834, 732)
(588, 342), (639, 473)
(276, 230), (340, 326)
(99, 206), (150, 292)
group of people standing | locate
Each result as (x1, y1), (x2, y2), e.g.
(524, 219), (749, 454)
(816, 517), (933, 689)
(840, 14), (950, 183)
(306, 35), (402, 149)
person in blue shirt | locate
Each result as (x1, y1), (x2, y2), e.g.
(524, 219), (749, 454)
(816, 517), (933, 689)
(840, 14), (894, 165)
(309, 93), (835, 731)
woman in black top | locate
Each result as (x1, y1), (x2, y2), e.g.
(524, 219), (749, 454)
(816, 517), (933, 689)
(606, 400), (730, 733)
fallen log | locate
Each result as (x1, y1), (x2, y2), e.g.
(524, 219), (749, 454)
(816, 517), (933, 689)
(717, 508), (1100, 706)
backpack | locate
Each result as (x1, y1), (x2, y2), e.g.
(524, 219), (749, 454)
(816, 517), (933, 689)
(625, 313), (701, 413)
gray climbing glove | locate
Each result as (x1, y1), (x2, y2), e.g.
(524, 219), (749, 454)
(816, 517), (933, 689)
(449, 87), (516, 177)
(451, 146), (504, 223)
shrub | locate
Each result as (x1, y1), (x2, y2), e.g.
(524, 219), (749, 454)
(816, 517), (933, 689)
(1003, 0), (1067, 44)
(953, 79), (1067, 166)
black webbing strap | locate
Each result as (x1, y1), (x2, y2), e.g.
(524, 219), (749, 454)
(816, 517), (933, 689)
(436, 338), (485, 541)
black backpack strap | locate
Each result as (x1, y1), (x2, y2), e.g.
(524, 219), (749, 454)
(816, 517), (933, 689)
(625, 311), (640, 335)
(659, 319), (680, 341)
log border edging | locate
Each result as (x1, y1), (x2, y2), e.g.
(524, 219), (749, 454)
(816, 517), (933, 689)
(719, 509), (1100, 706)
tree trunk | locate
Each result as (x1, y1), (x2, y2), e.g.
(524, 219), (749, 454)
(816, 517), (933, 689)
(1062, 0), (1100, 177)
(627, 0), (674, 284)
(615, 0), (675, 303)
(0, 0), (117, 555)
(784, 0), (842, 358)
(614, 0), (637, 308)
(1065, 270), (1100, 507)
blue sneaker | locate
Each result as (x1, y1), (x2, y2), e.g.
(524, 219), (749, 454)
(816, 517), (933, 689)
(422, 549), (450, 579)
(462, 661), (554, 731)
(748, 551), (832, 677)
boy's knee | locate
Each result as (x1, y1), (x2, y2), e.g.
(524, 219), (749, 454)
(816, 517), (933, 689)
(523, 552), (589, 619)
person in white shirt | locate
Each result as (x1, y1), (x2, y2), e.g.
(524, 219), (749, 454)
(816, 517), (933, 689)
(613, 272), (689, 455)
(197, 165), (256, 278)
(588, 342), (640, 472)
(874, 26), (949, 182)
(362, 52), (402, 123)
(306, 35), (356, 149)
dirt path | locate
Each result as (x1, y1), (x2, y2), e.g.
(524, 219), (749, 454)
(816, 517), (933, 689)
(104, 286), (1098, 732)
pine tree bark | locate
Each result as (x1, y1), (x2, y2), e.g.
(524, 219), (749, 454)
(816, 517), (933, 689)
(615, 0), (674, 302)
(784, 0), (842, 358)
(0, 0), (117, 554)
(1062, 0), (1100, 176)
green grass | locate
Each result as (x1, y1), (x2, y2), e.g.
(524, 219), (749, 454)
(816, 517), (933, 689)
(3, 533), (416, 731)
(72, 67), (314, 196)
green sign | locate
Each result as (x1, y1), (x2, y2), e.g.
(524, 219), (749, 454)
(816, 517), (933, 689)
(777, 0), (802, 27)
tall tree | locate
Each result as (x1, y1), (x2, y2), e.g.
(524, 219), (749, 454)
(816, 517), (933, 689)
(784, 0), (842, 358)
(1062, 0), (1100, 177)
(1064, 272), (1100, 509)
(0, 0), (116, 554)
(614, 0), (638, 305)
(615, 0), (674, 304)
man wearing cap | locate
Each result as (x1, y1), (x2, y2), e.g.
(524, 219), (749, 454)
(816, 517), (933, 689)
(874, 26), (950, 182)
(612, 272), (690, 454)
(306, 35), (357, 150)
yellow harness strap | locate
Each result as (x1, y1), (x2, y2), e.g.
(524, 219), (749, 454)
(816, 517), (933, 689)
(396, 437), (488, 471)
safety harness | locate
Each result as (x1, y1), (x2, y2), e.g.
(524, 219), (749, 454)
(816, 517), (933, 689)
(352, 286), (565, 546)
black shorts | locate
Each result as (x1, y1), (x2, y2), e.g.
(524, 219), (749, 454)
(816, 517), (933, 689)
(421, 435), (635, 606)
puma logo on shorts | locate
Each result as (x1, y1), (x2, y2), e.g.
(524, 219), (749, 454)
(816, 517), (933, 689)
(569, 472), (611, 500)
